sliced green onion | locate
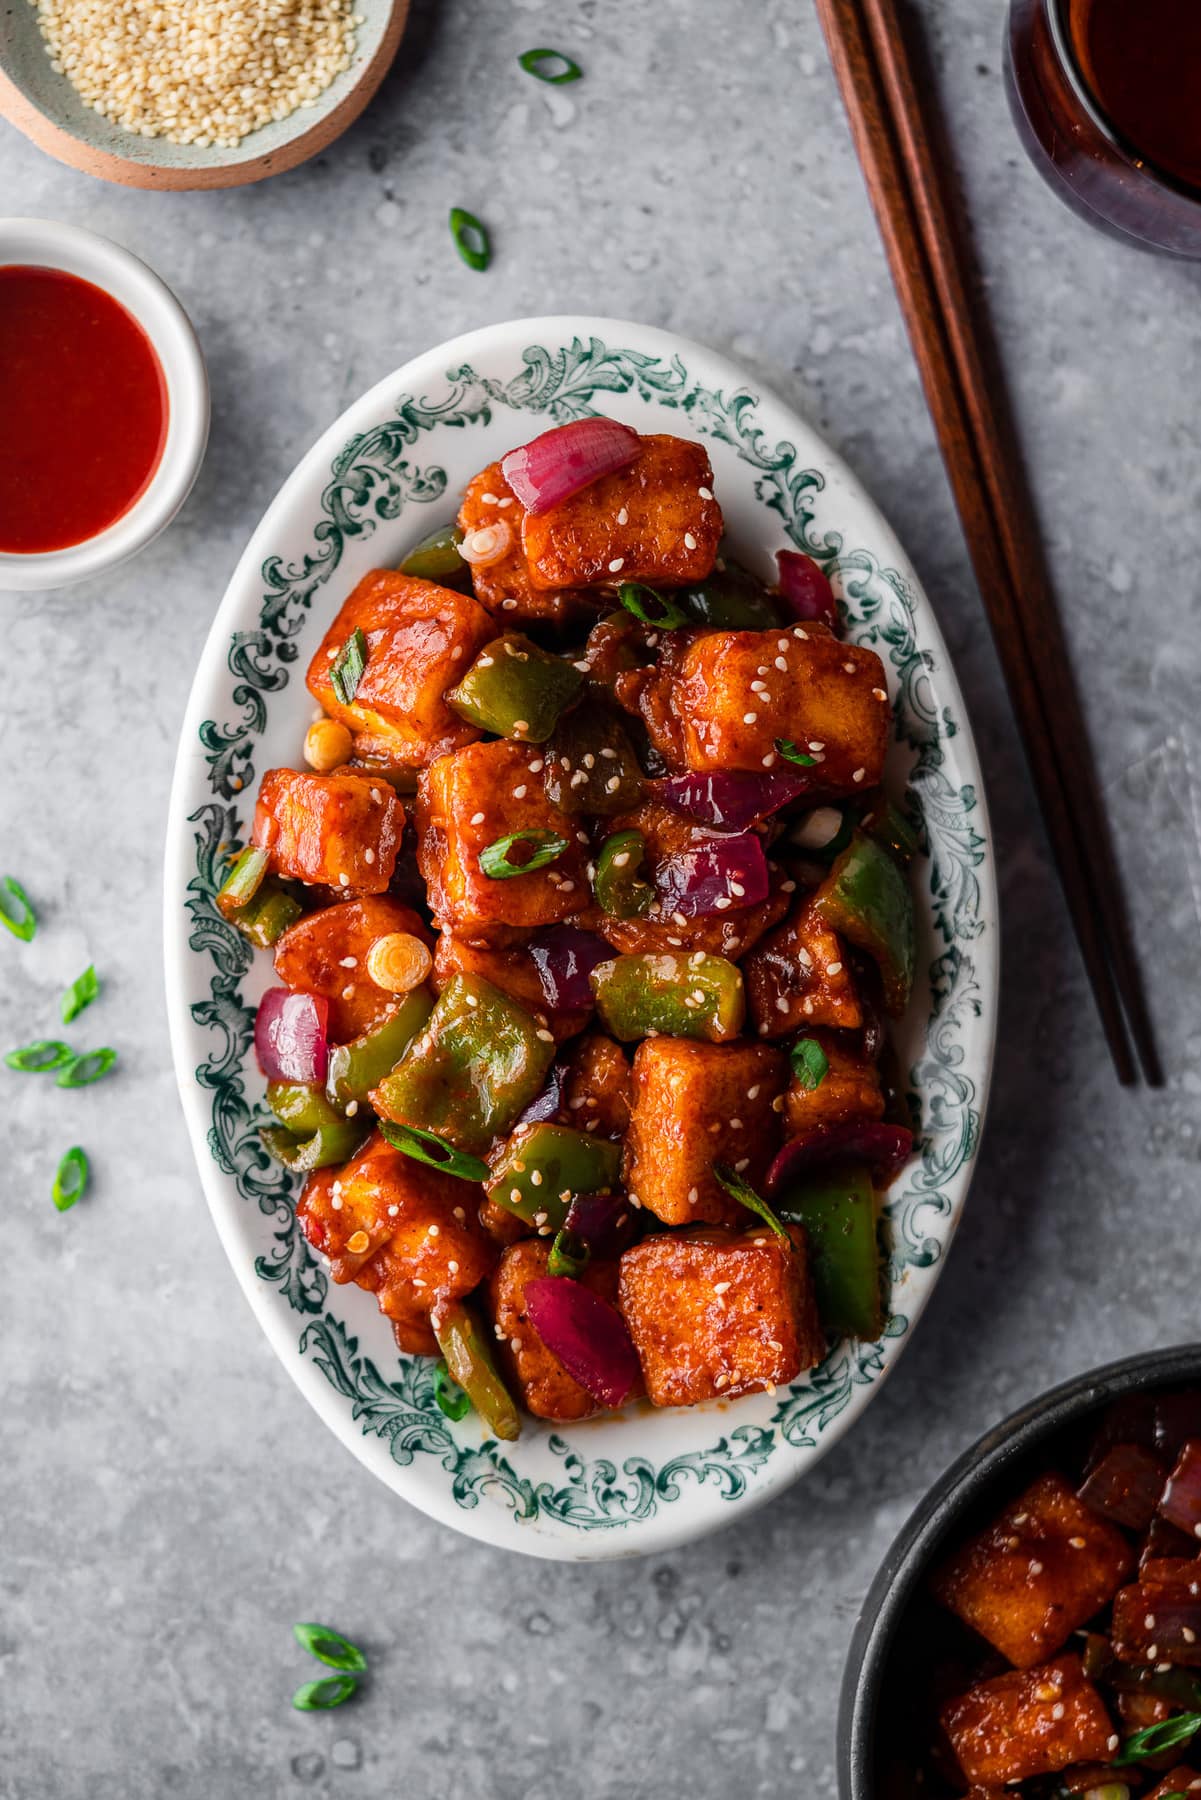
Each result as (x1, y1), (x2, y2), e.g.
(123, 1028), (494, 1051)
(790, 1037), (829, 1092)
(547, 1227), (590, 1279)
(479, 828), (568, 880)
(518, 46), (582, 83)
(56, 1047), (118, 1089)
(433, 1360), (471, 1422)
(449, 207), (491, 273)
(378, 1119), (490, 1182)
(5, 1039), (74, 1073)
(618, 581), (689, 630)
(713, 1164), (790, 1242)
(292, 1623), (367, 1673)
(1114, 1711), (1201, 1765)
(292, 1675), (358, 1712)
(0, 876), (36, 942)
(330, 626), (368, 707)
(61, 965), (100, 1025)
(52, 1146), (89, 1212)
(775, 737), (817, 767)
(215, 845), (269, 917)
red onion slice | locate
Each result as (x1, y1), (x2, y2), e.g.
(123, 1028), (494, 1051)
(777, 550), (839, 630)
(1161, 1440), (1201, 1539)
(501, 418), (641, 516)
(254, 988), (330, 1086)
(766, 1121), (914, 1194)
(655, 770), (811, 832)
(654, 832), (770, 919)
(1112, 1577), (1201, 1665)
(565, 1189), (631, 1256)
(529, 926), (614, 1013)
(524, 1276), (641, 1408)
(514, 1059), (568, 1129)
(1078, 1443), (1169, 1533)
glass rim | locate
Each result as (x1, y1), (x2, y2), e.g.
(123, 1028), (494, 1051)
(1046, 0), (1201, 205)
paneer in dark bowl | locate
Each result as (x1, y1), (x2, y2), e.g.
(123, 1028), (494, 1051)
(214, 415), (919, 1439)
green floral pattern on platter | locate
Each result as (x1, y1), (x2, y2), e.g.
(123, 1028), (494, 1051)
(184, 334), (988, 1533)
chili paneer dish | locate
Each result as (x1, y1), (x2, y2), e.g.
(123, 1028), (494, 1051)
(885, 1389), (1201, 1800)
(217, 417), (918, 1439)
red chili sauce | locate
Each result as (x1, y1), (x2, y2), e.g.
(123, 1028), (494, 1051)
(0, 265), (168, 555)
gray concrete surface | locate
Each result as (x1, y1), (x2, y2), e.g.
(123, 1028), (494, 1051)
(4, 0), (1201, 1794)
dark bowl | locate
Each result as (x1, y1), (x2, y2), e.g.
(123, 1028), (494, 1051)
(837, 1342), (1201, 1800)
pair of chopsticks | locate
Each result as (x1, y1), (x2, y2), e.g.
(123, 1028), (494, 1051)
(814, 0), (1161, 1087)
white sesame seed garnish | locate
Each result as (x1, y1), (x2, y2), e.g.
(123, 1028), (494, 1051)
(536, 1028), (554, 1042)
(734, 1157), (749, 1172)
(873, 687), (887, 701)
(501, 598), (518, 610)
(697, 486), (712, 500)
(826, 961), (843, 976)
(730, 881), (745, 898)
(774, 655), (788, 672)
(743, 712), (757, 725)
(844, 662), (856, 674)
(453, 1207), (466, 1222)
(761, 753), (776, 768)
(747, 1084), (760, 1099)
(471, 810), (485, 824)
(608, 558), (625, 573)
(388, 1203), (399, 1216)
(370, 788), (382, 804)
(331, 1197), (342, 1211)
(512, 719), (530, 733)
(714, 896), (732, 910)
(363, 848), (375, 865)
(573, 660), (590, 672)
(513, 785), (527, 799)
(617, 507), (629, 525)
(1050, 1703), (1064, 1721)
(1145, 1613), (1157, 1629)
(730, 1118), (743, 1130)
(345, 1100), (359, 1117)
(683, 533), (697, 550)
(339, 956), (357, 968)
(605, 775), (621, 793)
(713, 1281), (731, 1294)
(427, 1223), (440, 1237)
(852, 767), (866, 783)
(341, 985), (354, 1000)
(338, 872), (350, 887)
(793, 626), (808, 640)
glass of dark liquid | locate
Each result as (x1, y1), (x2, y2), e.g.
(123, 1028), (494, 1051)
(1006, 0), (1201, 257)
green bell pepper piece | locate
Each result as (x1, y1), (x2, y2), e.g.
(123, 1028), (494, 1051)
(373, 973), (555, 1155)
(434, 1301), (522, 1441)
(400, 522), (470, 584)
(547, 1228), (590, 1279)
(776, 1161), (883, 1341)
(261, 1082), (370, 1170)
(325, 988), (434, 1109)
(485, 1123), (620, 1230)
(677, 561), (783, 630)
(447, 633), (583, 742)
(591, 953), (745, 1043)
(215, 847), (302, 948)
(544, 700), (645, 815)
(593, 829), (654, 918)
(811, 830), (915, 1017)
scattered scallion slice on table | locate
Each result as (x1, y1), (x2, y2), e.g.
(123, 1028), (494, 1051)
(51, 1146), (89, 1212)
(449, 207), (491, 272)
(292, 1622), (367, 1673)
(61, 965), (100, 1024)
(0, 875), (36, 942)
(56, 1047), (118, 1088)
(618, 581), (688, 629)
(713, 1164), (790, 1241)
(432, 1359), (471, 1422)
(775, 738), (817, 768)
(330, 626), (368, 706)
(479, 828), (568, 880)
(292, 1675), (358, 1712)
(377, 1119), (490, 1183)
(790, 1037), (829, 1091)
(518, 46), (582, 83)
(6, 1039), (74, 1073)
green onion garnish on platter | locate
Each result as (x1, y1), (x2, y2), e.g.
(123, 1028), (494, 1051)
(479, 828), (568, 880)
(713, 1164), (790, 1242)
(330, 627), (368, 706)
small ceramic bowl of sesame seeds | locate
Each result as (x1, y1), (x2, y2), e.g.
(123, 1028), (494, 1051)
(0, 0), (409, 189)
(839, 1343), (1201, 1800)
(165, 314), (999, 1559)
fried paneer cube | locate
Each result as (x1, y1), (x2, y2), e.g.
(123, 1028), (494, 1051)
(274, 897), (432, 1042)
(619, 1225), (824, 1407)
(489, 1239), (634, 1421)
(305, 570), (494, 767)
(295, 1131), (489, 1295)
(673, 626), (889, 790)
(597, 797), (791, 960)
(458, 463), (594, 629)
(623, 1038), (787, 1226)
(522, 434), (722, 590)
(743, 896), (863, 1036)
(252, 768), (404, 895)
(939, 1655), (1117, 1788)
(417, 739), (589, 936)
(784, 1031), (885, 1135)
(432, 931), (586, 1043)
(932, 1472), (1134, 1669)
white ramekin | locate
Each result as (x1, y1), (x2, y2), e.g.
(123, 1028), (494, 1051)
(0, 217), (209, 592)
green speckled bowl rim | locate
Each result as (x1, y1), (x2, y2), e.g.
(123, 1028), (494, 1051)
(163, 315), (999, 1561)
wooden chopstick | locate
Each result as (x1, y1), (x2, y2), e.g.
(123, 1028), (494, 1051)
(813, 0), (1158, 1086)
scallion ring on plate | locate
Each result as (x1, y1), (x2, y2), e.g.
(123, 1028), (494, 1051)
(52, 1146), (89, 1212)
(378, 1119), (490, 1183)
(449, 207), (491, 272)
(518, 46), (582, 83)
(479, 828), (568, 880)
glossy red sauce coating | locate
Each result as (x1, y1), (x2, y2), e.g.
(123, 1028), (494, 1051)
(0, 265), (168, 554)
